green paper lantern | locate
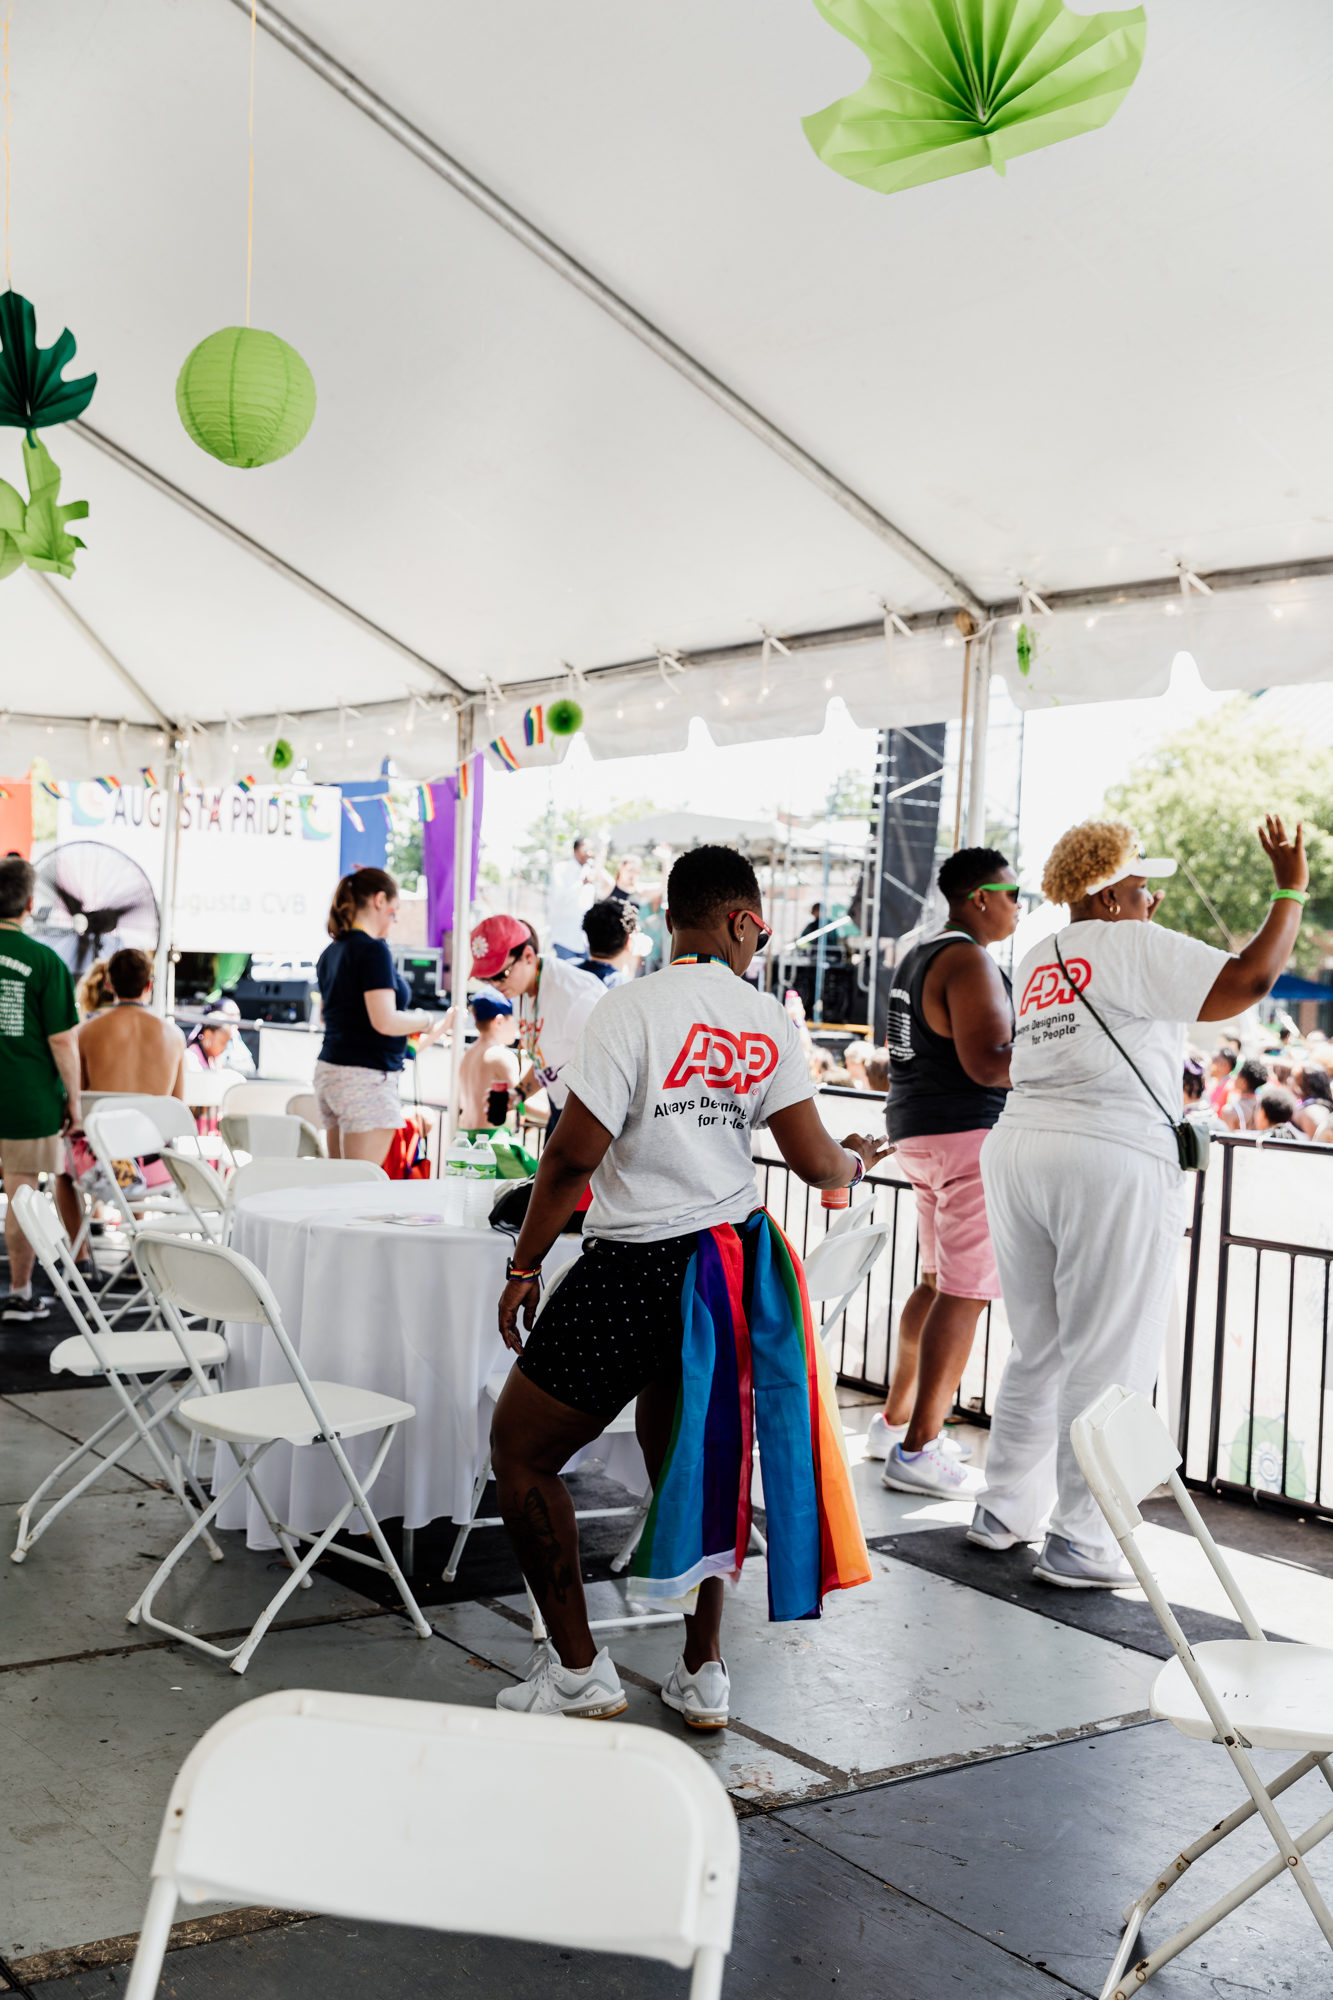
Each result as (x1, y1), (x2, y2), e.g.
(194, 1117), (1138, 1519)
(176, 326), (316, 468)
(804, 0), (1146, 196)
(269, 737), (294, 772)
(547, 698), (583, 737)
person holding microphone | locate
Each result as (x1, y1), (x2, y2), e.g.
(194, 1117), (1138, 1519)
(971, 815), (1308, 1586)
(313, 867), (450, 1165)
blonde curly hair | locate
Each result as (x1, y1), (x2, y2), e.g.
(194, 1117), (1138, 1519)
(1041, 820), (1140, 906)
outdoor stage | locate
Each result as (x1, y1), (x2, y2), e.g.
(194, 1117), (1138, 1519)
(4, 1386), (1331, 1998)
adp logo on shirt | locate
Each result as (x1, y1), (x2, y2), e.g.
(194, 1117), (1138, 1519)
(1019, 958), (1092, 1016)
(663, 1023), (779, 1096)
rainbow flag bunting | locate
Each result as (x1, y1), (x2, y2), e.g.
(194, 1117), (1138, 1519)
(380, 797), (393, 830)
(93, 775), (121, 794)
(630, 1211), (871, 1621)
(488, 735), (521, 772)
(417, 783), (436, 822)
(0, 787), (9, 802)
(523, 704), (545, 748)
(342, 798), (365, 834)
(139, 766), (158, 789)
(236, 774), (257, 794)
(40, 781), (63, 801)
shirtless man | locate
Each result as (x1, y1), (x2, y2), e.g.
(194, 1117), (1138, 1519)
(457, 991), (520, 1129)
(78, 949), (187, 1098)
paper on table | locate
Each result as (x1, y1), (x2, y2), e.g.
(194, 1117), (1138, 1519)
(803, 0), (1146, 196)
(345, 1212), (447, 1227)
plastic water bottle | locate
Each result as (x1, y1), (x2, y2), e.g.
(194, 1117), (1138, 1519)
(443, 1133), (474, 1227)
(465, 1134), (498, 1226)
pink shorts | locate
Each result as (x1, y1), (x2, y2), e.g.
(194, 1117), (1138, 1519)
(891, 1127), (1000, 1300)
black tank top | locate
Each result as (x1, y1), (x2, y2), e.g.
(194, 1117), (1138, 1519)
(886, 932), (1012, 1141)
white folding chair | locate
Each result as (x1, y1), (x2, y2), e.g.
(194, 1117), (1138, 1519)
(221, 1079), (310, 1118)
(445, 1261), (680, 1639)
(1071, 1386), (1333, 2000)
(124, 1687), (739, 2000)
(181, 1065), (244, 1110)
(84, 1105), (197, 1321)
(224, 1156), (387, 1236)
(9, 1187), (228, 1566)
(285, 1090), (322, 1128)
(803, 1198), (894, 1356)
(128, 1231), (432, 1673)
(161, 1151), (229, 1243)
(220, 1111), (324, 1161)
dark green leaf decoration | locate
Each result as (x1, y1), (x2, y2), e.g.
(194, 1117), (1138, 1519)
(0, 290), (98, 438)
(0, 437), (89, 582)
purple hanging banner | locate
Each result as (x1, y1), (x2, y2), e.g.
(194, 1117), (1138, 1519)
(423, 758), (484, 951)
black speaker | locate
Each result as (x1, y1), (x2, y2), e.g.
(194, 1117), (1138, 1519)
(820, 963), (862, 1025)
(231, 975), (312, 1024)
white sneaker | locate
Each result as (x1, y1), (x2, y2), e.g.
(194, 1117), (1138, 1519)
(495, 1643), (628, 1718)
(881, 1440), (982, 1498)
(661, 1655), (730, 1730)
(866, 1413), (973, 1462)
(966, 1504), (1023, 1551)
(1033, 1534), (1136, 1590)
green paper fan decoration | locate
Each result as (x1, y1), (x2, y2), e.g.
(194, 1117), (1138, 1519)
(803, 0), (1147, 196)
(546, 698), (584, 737)
(269, 737), (295, 772)
(176, 326), (316, 468)
(0, 290), (97, 438)
(0, 437), (89, 582)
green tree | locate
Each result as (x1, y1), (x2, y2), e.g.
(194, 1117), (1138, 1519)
(825, 767), (873, 818)
(1103, 698), (1333, 973)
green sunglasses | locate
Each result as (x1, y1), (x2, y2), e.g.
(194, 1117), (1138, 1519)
(968, 883), (1021, 902)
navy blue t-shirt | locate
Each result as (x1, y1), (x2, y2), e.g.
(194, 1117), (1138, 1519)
(317, 931), (411, 1072)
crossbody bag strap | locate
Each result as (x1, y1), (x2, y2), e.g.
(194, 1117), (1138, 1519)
(1052, 933), (1177, 1133)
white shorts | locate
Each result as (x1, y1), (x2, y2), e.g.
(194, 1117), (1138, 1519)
(312, 1060), (403, 1134)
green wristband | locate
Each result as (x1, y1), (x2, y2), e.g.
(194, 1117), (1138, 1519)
(1271, 889), (1308, 905)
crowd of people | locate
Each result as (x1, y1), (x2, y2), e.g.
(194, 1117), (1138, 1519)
(0, 808), (1315, 1729)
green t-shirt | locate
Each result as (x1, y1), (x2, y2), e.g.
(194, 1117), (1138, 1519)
(0, 926), (79, 1139)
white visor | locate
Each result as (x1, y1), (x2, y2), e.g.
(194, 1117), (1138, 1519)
(1083, 855), (1178, 897)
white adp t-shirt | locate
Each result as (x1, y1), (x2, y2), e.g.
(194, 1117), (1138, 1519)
(1000, 919), (1231, 1164)
(520, 954), (605, 1110)
(562, 960), (815, 1242)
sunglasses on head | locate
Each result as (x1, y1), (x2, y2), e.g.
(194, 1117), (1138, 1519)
(968, 883), (1021, 903)
(727, 909), (773, 950)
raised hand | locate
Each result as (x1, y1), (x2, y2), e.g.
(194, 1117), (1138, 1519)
(1258, 815), (1308, 894)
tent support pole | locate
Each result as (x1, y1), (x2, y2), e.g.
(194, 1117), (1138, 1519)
(154, 753), (182, 1017)
(965, 628), (991, 849)
(951, 642), (971, 852)
(238, 0), (985, 620)
(446, 713), (476, 1143)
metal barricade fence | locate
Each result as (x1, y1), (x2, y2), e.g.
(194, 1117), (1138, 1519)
(757, 1125), (1331, 1525)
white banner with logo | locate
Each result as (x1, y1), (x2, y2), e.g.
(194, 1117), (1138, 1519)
(56, 784), (342, 956)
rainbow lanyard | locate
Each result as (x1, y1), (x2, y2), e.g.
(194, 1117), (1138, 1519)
(670, 953), (728, 968)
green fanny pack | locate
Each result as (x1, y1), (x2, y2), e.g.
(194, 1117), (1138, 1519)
(1053, 936), (1209, 1174)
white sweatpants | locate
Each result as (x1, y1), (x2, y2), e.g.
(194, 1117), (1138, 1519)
(978, 1125), (1188, 1555)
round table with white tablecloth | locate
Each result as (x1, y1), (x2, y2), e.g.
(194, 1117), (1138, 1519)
(216, 1179), (646, 1549)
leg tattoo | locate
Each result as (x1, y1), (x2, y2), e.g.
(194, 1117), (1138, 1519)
(507, 1483), (578, 1607)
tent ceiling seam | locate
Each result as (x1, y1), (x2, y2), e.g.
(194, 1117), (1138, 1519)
(68, 420), (469, 701)
(30, 573), (178, 734)
(235, 0), (987, 621)
(456, 549), (1333, 709)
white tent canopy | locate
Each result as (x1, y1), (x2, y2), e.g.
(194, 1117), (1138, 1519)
(3, 0), (1333, 780)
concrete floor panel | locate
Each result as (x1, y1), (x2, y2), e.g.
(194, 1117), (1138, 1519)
(8, 1386), (191, 1488)
(781, 1718), (1333, 1997)
(0, 1396), (148, 1509)
(31, 1812), (1083, 2000)
(0, 1489), (371, 1669)
(0, 1616), (509, 1960)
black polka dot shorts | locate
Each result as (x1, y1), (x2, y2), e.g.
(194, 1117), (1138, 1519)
(517, 1231), (699, 1423)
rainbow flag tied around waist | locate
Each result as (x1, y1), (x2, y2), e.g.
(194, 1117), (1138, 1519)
(630, 1212), (871, 1620)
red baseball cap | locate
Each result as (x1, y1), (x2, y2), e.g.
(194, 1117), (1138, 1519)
(469, 914), (533, 979)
